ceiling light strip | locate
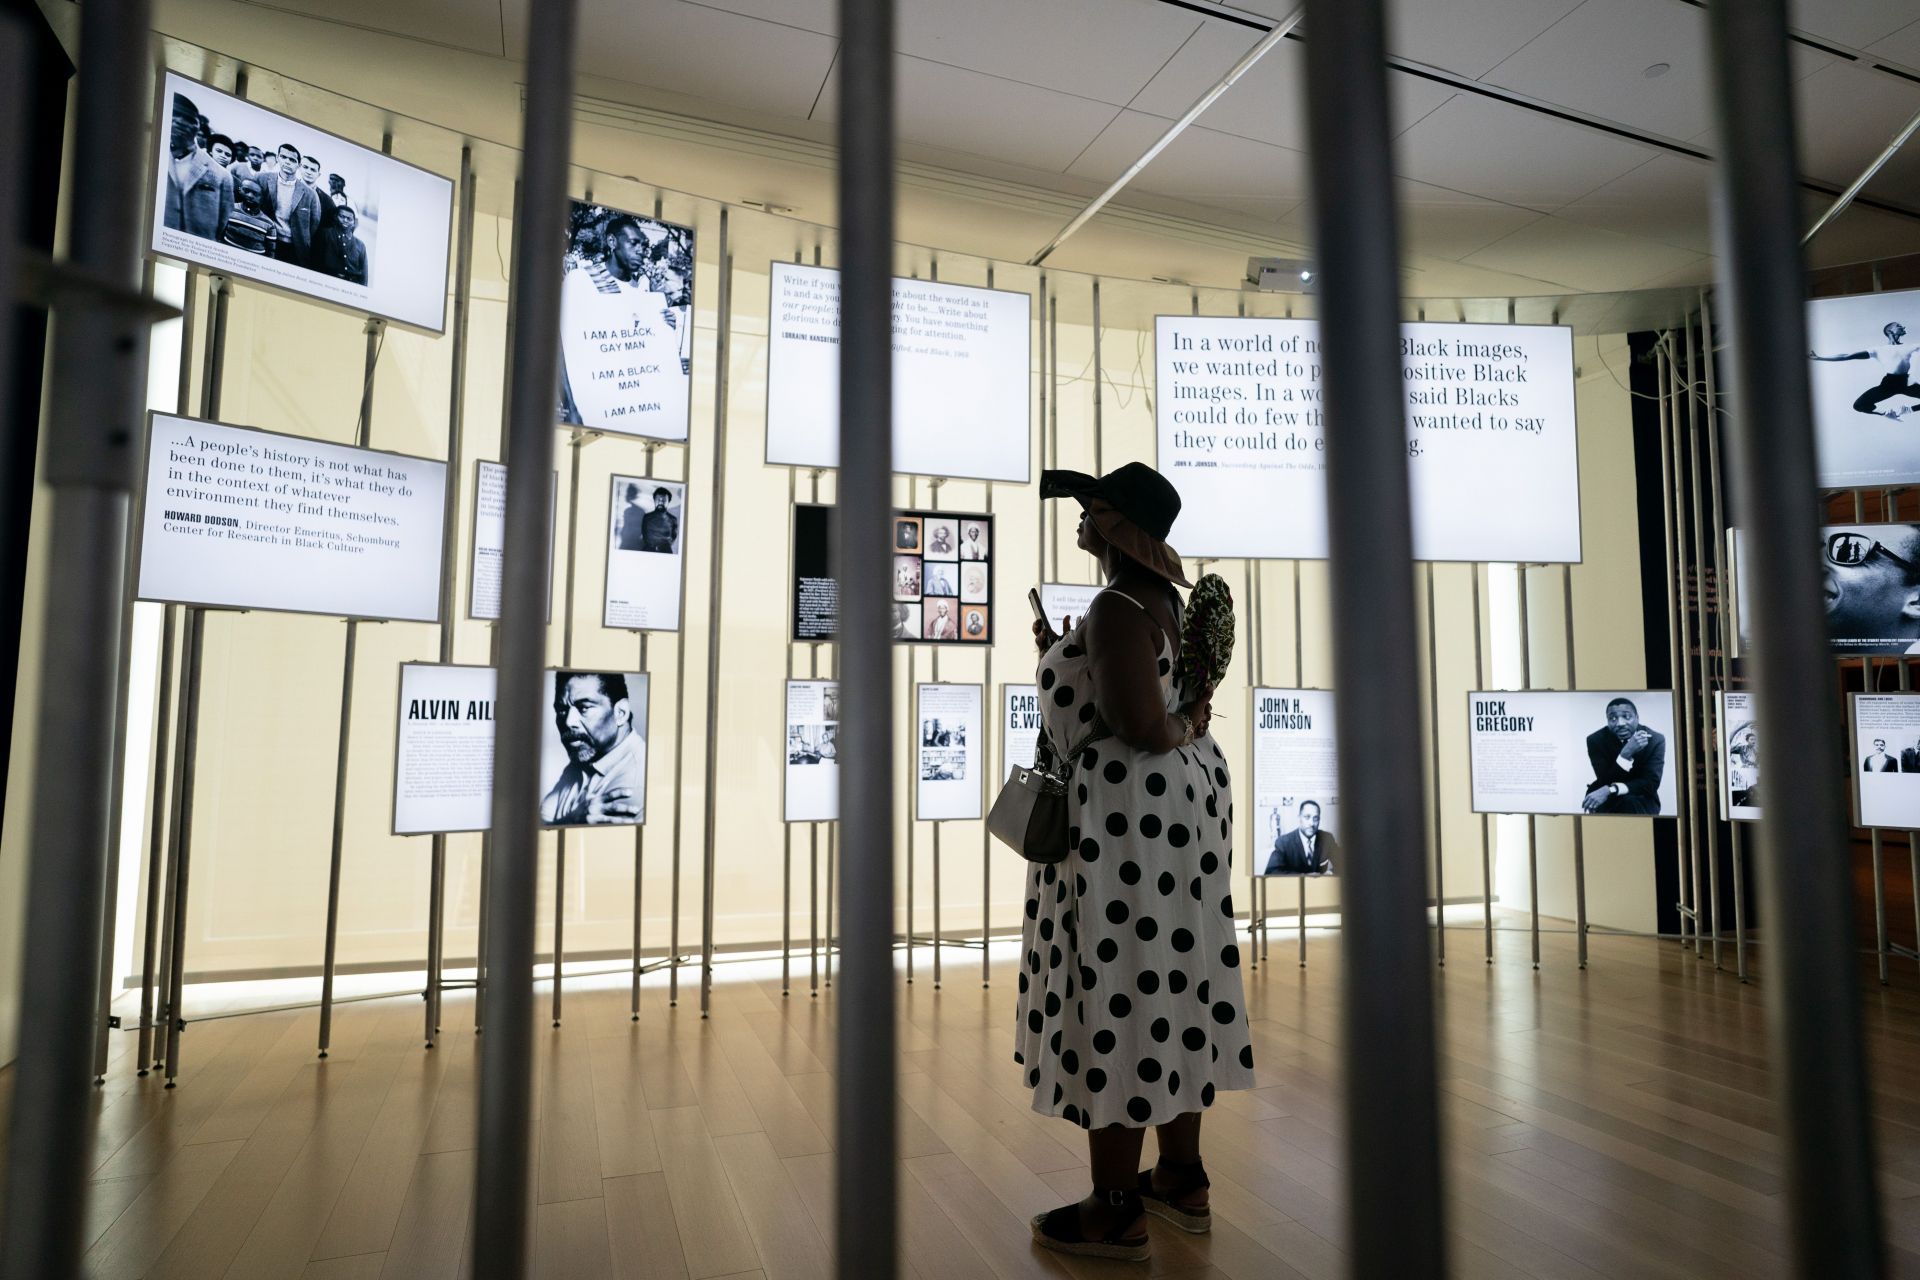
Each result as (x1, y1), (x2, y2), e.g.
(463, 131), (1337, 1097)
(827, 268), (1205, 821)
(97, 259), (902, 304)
(1025, 2), (1306, 266)
(1804, 103), (1920, 245)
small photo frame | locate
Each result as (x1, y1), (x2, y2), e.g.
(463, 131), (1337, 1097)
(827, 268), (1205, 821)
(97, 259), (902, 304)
(961, 605), (989, 641)
(890, 601), (922, 639)
(892, 516), (923, 553)
(960, 562), (989, 604)
(958, 519), (990, 561)
(893, 554), (923, 601)
(922, 560), (959, 598)
(923, 599), (960, 640)
(922, 516), (960, 561)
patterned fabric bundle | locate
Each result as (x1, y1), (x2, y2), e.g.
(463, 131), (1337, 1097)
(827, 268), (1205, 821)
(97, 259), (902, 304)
(1177, 573), (1235, 698)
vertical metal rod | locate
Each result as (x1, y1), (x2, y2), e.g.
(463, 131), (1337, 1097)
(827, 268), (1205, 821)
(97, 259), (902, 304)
(632, 626), (650, 1021)
(318, 315), (386, 1057)
(552, 434), (586, 1026)
(784, 467), (798, 997)
(1674, 340), (1704, 958)
(0, 4), (151, 1259)
(1699, 291), (1745, 982)
(426, 149), (476, 1047)
(1245, 559), (1259, 962)
(1705, 1), (1885, 1268)
(1048, 295), (1059, 580)
(1564, 564), (1587, 969)
(1656, 341), (1694, 948)
(1684, 313), (1722, 967)
(825, 823), (836, 989)
(135, 604), (178, 1074)
(1518, 565), (1539, 968)
(697, 227), (734, 1018)
(1426, 564), (1446, 963)
(835, 0), (900, 1265)
(471, 0), (578, 1270)
(1471, 564), (1492, 962)
(1302, 0), (1446, 1268)
(982, 463), (995, 990)
(1091, 278), (1102, 476)
(1037, 272), (1049, 591)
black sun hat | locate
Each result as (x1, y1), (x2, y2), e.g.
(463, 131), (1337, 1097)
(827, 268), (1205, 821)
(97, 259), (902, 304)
(1040, 462), (1190, 588)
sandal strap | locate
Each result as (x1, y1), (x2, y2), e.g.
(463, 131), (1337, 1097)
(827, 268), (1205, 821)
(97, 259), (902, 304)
(1035, 1193), (1145, 1246)
(1142, 1159), (1210, 1197)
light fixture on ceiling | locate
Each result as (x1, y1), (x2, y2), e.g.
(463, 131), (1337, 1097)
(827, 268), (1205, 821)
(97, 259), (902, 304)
(740, 199), (797, 215)
(1643, 62), (1672, 79)
(1246, 257), (1316, 293)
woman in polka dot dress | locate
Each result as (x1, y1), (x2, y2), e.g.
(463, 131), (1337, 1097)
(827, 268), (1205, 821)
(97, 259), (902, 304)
(1017, 464), (1254, 1263)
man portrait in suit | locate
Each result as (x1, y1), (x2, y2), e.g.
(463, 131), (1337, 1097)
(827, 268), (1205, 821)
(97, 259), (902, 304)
(1582, 697), (1666, 815)
(162, 93), (232, 242)
(1900, 737), (1920, 773)
(1866, 737), (1899, 772)
(1264, 800), (1335, 875)
(263, 141), (322, 268)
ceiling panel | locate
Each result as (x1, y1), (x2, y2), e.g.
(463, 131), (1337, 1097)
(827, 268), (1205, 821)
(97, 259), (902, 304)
(815, 56), (1128, 174)
(1068, 111), (1308, 203)
(1870, 19), (1920, 65)
(683, 0), (838, 36)
(1462, 215), (1702, 291)
(503, 0), (838, 118)
(1230, 0), (1587, 78)
(896, 0), (1202, 107)
(235, 0), (509, 55)
(1396, 179), (1544, 261)
(1790, 58), (1920, 188)
(1790, 0), (1919, 49)
(1551, 153), (1714, 254)
(1482, 0), (1833, 142)
(1393, 93), (1661, 212)
(1125, 23), (1456, 151)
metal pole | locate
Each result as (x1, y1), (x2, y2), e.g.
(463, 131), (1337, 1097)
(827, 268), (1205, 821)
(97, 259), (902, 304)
(697, 225), (733, 1019)
(1471, 564), (1492, 962)
(1301, 0), (1446, 1270)
(1656, 341), (1694, 949)
(552, 434), (587, 1026)
(1427, 564), (1445, 964)
(1563, 565), (1587, 969)
(471, 0), (578, 1271)
(1048, 294), (1059, 580)
(1699, 290), (1747, 983)
(1518, 565), (1539, 969)
(427, 148), (476, 1048)
(1684, 314), (1722, 968)
(784, 466), (797, 997)
(982, 459), (995, 990)
(134, 604), (178, 1074)
(0, 4), (152, 1262)
(835, 0), (900, 1268)
(1704, 2), (1885, 1269)
(318, 315), (386, 1057)
(1671, 341), (1704, 960)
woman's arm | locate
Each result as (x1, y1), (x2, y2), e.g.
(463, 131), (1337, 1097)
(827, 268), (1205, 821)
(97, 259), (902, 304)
(1084, 597), (1192, 753)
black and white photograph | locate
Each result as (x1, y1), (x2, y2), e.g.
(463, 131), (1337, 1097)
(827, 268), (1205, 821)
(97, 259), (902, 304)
(149, 71), (453, 331)
(538, 670), (649, 828)
(894, 554), (923, 601)
(916, 683), (983, 820)
(1468, 689), (1677, 819)
(1732, 524), (1920, 657)
(603, 475), (686, 631)
(1808, 287), (1920, 489)
(1251, 689), (1340, 877)
(923, 517), (959, 561)
(1718, 690), (1759, 822)
(558, 200), (695, 441)
(923, 561), (958, 598)
(1854, 694), (1920, 828)
(924, 599), (960, 641)
(784, 679), (839, 822)
(961, 564), (989, 604)
(790, 502), (993, 646)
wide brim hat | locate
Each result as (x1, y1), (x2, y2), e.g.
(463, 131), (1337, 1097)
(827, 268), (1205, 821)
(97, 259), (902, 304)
(1040, 462), (1191, 588)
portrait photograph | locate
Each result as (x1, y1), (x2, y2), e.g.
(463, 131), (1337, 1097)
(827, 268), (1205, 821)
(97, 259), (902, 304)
(958, 519), (990, 561)
(922, 561), (958, 598)
(820, 683), (840, 722)
(890, 602), (922, 640)
(961, 563), (989, 604)
(893, 517), (923, 553)
(893, 554), (923, 601)
(558, 200), (695, 440)
(961, 605), (989, 640)
(538, 670), (649, 829)
(923, 599), (960, 640)
(609, 478), (684, 556)
(603, 474), (686, 631)
(922, 517), (959, 561)
(1257, 800), (1336, 876)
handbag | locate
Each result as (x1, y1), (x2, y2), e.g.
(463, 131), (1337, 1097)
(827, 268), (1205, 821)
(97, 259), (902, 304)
(988, 722), (1106, 864)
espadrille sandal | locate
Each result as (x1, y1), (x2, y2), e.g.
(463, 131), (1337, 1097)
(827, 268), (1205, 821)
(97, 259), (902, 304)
(1137, 1159), (1211, 1233)
(1030, 1188), (1150, 1262)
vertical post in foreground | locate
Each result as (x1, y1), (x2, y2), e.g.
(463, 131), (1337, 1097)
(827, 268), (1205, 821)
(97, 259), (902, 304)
(1300, 0), (1448, 1273)
(0, 0), (153, 1274)
(470, 0), (578, 1273)
(834, 0), (899, 1271)
(1705, 2), (1884, 1273)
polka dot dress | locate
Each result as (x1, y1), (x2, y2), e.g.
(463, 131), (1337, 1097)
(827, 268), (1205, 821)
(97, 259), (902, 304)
(1014, 588), (1254, 1129)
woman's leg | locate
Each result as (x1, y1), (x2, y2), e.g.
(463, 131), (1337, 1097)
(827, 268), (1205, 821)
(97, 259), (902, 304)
(1152, 1112), (1209, 1208)
(1079, 1124), (1148, 1235)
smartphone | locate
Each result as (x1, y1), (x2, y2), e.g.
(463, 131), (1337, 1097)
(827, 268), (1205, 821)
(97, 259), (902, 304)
(1028, 587), (1058, 643)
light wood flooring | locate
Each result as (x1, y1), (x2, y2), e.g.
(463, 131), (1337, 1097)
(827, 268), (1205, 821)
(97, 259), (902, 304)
(34, 912), (1920, 1278)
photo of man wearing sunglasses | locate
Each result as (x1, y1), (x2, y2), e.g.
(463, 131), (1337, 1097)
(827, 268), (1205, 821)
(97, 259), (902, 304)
(1822, 525), (1920, 656)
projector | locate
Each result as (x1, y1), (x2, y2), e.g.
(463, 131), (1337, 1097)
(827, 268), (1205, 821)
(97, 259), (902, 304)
(1247, 257), (1316, 293)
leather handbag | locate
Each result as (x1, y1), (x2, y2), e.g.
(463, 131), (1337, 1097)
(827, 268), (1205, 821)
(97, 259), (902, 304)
(988, 724), (1105, 864)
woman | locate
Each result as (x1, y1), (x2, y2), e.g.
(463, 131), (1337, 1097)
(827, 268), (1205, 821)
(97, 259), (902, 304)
(1017, 463), (1253, 1262)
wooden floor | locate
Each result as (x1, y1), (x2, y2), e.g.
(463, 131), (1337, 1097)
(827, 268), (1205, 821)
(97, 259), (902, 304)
(38, 912), (1920, 1278)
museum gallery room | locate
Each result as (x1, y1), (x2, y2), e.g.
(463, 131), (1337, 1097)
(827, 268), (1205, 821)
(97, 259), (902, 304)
(8, 0), (1920, 1275)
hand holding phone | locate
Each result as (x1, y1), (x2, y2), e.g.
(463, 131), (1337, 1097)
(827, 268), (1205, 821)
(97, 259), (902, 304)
(1029, 587), (1059, 651)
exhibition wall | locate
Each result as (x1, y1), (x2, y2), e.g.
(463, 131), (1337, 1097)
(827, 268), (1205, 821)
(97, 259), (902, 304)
(0, 48), (1661, 1068)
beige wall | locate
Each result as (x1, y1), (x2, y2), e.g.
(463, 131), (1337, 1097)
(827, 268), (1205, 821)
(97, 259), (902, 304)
(0, 47), (1653, 1072)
